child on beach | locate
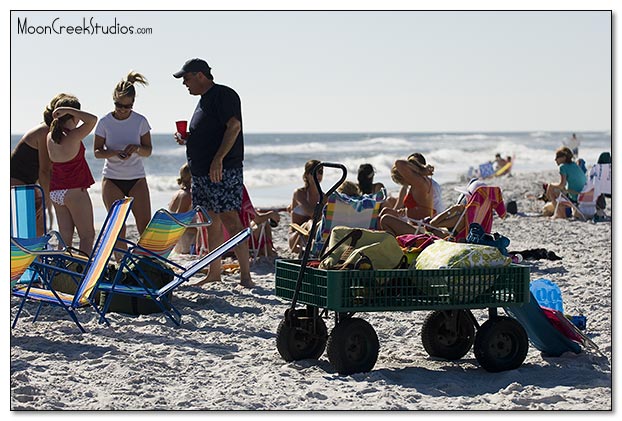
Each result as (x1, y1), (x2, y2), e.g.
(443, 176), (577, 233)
(94, 71), (152, 240)
(46, 103), (98, 254)
(169, 163), (198, 254)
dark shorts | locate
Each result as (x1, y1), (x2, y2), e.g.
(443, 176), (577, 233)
(191, 167), (243, 214)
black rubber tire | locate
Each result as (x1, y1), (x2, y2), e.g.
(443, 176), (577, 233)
(276, 311), (328, 362)
(421, 310), (475, 360)
(326, 318), (379, 375)
(474, 316), (529, 372)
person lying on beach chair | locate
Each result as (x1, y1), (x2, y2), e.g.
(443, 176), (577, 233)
(380, 179), (505, 242)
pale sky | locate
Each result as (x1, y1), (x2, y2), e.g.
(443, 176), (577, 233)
(8, 7), (612, 134)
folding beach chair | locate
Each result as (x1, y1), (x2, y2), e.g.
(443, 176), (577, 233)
(240, 186), (273, 262)
(135, 206), (212, 260)
(10, 232), (64, 288)
(589, 157), (611, 198)
(11, 197), (134, 333)
(477, 162), (495, 179)
(11, 184), (48, 285)
(310, 189), (385, 256)
(220, 185), (272, 262)
(98, 227), (252, 326)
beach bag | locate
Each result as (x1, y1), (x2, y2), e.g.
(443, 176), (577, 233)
(50, 257), (102, 303)
(319, 226), (405, 270)
(416, 240), (511, 303)
(99, 258), (173, 315)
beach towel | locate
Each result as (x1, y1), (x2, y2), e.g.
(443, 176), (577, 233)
(462, 186), (506, 238)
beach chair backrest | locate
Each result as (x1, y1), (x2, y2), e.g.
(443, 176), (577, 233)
(311, 189), (385, 255)
(74, 197), (133, 305)
(10, 184), (46, 237)
(589, 162), (611, 197)
(10, 235), (50, 287)
(136, 208), (198, 259)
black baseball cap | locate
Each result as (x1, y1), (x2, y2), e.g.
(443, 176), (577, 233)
(173, 58), (212, 78)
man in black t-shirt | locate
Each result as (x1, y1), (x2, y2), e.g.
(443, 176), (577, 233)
(173, 58), (253, 288)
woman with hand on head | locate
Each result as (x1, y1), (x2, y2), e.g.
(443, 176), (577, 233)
(46, 102), (98, 254)
(10, 93), (78, 234)
(94, 71), (152, 237)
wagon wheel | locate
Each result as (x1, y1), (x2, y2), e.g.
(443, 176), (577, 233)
(276, 309), (328, 361)
(421, 310), (475, 360)
(326, 317), (379, 375)
(474, 316), (529, 372)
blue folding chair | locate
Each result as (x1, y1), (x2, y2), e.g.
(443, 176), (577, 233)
(11, 198), (134, 333)
(11, 185), (48, 285)
(98, 227), (252, 326)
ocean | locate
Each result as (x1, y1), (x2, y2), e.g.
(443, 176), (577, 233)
(10, 131), (612, 226)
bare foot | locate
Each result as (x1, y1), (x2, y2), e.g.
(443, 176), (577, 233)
(195, 278), (221, 287)
(240, 278), (255, 288)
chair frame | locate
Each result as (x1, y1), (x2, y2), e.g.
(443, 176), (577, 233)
(11, 198), (134, 333)
(98, 227), (252, 326)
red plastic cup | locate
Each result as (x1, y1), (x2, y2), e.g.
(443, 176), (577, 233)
(175, 120), (188, 139)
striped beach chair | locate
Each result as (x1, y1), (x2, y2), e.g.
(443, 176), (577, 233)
(98, 227), (252, 326)
(311, 189), (385, 256)
(11, 184), (48, 285)
(11, 197), (133, 333)
(10, 232), (63, 288)
(134, 206), (212, 260)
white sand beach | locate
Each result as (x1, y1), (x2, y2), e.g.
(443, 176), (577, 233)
(9, 171), (612, 410)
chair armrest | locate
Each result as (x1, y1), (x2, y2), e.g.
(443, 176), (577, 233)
(156, 206), (213, 228)
(10, 230), (68, 255)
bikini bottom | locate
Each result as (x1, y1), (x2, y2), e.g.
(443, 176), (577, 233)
(106, 178), (140, 197)
(50, 189), (68, 206)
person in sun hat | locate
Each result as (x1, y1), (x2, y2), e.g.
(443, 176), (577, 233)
(173, 58), (253, 288)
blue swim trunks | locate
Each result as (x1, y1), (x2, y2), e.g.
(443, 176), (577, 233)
(191, 167), (243, 213)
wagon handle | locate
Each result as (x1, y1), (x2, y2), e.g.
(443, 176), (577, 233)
(285, 162), (347, 324)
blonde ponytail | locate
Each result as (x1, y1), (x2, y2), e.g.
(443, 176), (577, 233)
(113, 71), (148, 101)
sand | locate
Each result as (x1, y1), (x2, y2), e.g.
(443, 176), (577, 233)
(9, 170), (612, 410)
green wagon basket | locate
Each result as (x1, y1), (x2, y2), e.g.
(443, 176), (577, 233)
(275, 259), (531, 375)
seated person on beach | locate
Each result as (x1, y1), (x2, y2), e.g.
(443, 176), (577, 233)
(168, 163), (196, 254)
(247, 208), (281, 257)
(543, 146), (587, 219)
(357, 163), (385, 195)
(378, 156), (435, 232)
(494, 153), (508, 171)
(382, 153), (440, 217)
(338, 180), (362, 197)
(288, 159), (322, 253)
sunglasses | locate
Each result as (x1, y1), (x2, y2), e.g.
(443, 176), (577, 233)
(114, 101), (134, 109)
